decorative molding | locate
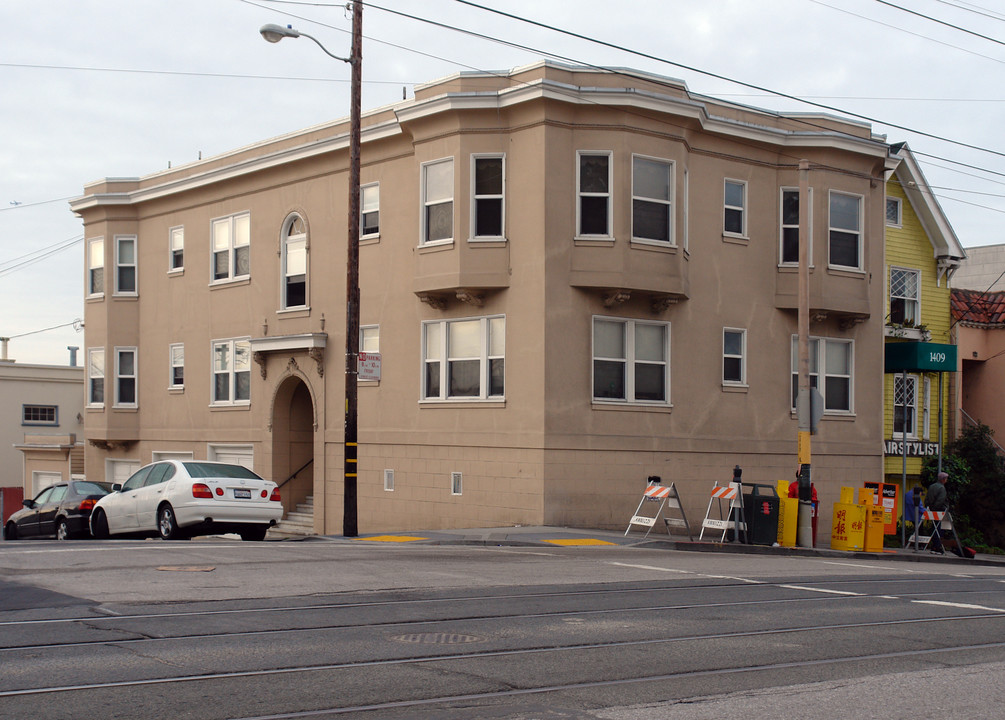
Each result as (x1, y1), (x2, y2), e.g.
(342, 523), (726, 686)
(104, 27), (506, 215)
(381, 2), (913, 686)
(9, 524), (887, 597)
(455, 289), (484, 307)
(650, 295), (680, 314)
(419, 294), (448, 310)
(253, 351), (268, 379)
(812, 311), (829, 323)
(309, 347), (325, 377)
(603, 289), (631, 308)
(840, 315), (868, 330)
(287, 356), (300, 374)
(88, 439), (137, 452)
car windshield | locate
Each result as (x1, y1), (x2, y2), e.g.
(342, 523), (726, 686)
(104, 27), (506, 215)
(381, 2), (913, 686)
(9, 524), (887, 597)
(73, 481), (112, 496)
(183, 463), (263, 480)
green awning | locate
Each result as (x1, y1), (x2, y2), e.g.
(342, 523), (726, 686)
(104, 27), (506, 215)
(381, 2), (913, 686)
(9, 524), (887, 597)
(884, 342), (957, 373)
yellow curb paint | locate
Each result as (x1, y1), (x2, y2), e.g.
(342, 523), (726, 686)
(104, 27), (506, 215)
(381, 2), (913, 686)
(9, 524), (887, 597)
(357, 535), (428, 542)
(542, 538), (617, 546)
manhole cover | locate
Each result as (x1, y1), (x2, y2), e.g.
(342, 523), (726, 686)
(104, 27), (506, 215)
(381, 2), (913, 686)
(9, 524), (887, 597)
(389, 632), (484, 645)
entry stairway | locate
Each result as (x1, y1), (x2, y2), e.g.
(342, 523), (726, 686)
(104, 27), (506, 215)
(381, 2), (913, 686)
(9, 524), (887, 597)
(267, 495), (316, 539)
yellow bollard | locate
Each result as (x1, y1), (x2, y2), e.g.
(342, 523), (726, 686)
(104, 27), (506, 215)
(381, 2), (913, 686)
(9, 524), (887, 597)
(776, 480), (797, 547)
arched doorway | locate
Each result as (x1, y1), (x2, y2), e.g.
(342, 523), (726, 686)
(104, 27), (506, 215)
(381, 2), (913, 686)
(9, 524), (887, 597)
(271, 375), (316, 529)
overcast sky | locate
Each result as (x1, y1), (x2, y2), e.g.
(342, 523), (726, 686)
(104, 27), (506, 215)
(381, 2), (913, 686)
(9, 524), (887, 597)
(2, 0), (1003, 365)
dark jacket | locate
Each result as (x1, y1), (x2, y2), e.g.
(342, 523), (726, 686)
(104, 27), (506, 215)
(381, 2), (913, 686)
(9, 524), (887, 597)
(926, 481), (948, 511)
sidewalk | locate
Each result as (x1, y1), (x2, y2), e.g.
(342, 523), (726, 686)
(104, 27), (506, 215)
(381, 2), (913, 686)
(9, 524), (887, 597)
(305, 525), (1005, 568)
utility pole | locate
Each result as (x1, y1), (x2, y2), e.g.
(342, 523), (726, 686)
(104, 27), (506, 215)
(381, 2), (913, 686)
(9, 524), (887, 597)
(796, 159), (813, 547)
(343, 0), (363, 537)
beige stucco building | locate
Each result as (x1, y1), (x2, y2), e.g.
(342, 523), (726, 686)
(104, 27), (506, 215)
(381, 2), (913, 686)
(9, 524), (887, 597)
(71, 62), (894, 540)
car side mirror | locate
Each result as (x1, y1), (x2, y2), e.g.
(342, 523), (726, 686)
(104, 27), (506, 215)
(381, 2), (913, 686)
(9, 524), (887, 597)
(22, 499), (34, 509)
(112, 483), (122, 492)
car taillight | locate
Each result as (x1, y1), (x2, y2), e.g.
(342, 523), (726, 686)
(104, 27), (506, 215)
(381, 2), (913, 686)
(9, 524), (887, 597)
(260, 489), (268, 498)
(78, 499), (97, 511)
(192, 483), (213, 499)
(215, 487), (224, 496)
(270, 488), (281, 502)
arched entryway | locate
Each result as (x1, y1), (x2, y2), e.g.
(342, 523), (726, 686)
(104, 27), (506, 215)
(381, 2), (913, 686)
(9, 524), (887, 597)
(271, 375), (317, 532)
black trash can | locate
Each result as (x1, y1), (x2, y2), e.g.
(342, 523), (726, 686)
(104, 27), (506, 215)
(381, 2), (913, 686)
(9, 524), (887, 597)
(743, 484), (779, 546)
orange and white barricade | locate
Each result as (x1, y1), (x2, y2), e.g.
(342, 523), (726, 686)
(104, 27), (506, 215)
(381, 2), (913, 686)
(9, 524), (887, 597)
(699, 481), (747, 543)
(906, 508), (962, 551)
(625, 480), (692, 540)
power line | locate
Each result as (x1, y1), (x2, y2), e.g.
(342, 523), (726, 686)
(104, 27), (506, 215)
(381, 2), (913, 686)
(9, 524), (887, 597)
(8, 320), (83, 340)
(933, 0), (1005, 23)
(0, 236), (82, 279)
(0, 195), (76, 212)
(874, 0), (1005, 46)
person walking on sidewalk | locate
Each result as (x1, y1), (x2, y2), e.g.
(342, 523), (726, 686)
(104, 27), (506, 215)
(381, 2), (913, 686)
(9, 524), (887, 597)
(926, 472), (949, 554)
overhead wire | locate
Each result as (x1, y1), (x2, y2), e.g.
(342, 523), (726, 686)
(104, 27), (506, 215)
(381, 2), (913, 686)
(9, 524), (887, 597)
(874, 0), (1005, 46)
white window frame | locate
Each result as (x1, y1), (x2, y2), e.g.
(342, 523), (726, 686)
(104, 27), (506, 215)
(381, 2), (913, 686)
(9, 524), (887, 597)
(893, 373), (919, 439)
(779, 187), (813, 266)
(420, 157), (454, 246)
(361, 182), (379, 239)
(723, 179), (747, 238)
(790, 336), (854, 414)
(169, 226), (184, 272)
(113, 235), (137, 296)
(114, 346), (138, 408)
(422, 316), (505, 402)
(470, 154), (505, 241)
(87, 237), (104, 298)
(722, 328), (747, 387)
(22, 404), (58, 426)
(889, 266), (920, 326)
(169, 343), (184, 390)
(592, 316), (671, 405)
(87, 348), (105, 409)
(682, 169), (690, 254)
(886, 197), (902, 228)
(281, 213), (308, 310)
(828, 190), (864, 271)
(360, 325), (379, 353)
(211, 338), (252, 407)
(923, 376), (932, 440)
(210, 211), (251, 284)
(631, 154), (673, 245)
(451, 471), (463, 496)
(576, 150), (613, 239)
(384, 469), (394, 492)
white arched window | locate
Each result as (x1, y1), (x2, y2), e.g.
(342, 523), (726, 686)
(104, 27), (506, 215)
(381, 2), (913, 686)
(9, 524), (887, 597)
(282, 214), (307, 309)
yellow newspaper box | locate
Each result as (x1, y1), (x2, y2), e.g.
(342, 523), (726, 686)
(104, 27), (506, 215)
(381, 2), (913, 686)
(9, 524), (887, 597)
(858, 488), (885, 553)
(831, 487), (866, 551)
(776, 480), (798, 547)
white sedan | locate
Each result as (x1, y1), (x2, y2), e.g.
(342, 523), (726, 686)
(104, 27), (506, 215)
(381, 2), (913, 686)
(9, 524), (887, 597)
(90, 461), (283, 541)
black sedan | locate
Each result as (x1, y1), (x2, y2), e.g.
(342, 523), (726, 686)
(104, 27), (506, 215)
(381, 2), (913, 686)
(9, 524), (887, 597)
(3, 481), (113, 540)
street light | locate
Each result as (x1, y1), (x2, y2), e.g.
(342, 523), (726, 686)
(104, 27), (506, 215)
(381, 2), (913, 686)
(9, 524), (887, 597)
(260, 4), (363, 537)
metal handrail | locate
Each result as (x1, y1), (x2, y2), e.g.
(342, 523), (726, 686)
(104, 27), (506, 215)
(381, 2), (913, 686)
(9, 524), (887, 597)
(277, 458), (314, 491)
(960, 409), (1005, 455)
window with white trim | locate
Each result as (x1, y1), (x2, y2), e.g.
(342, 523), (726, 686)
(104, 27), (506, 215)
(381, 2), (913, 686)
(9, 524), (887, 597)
(115, 347), (137, 407)
(211, 212), (251, 282)
(682, 169), (690, 253)
(828, 191), (862, 270)
(169, 226), (184, 271)
(169, 343), (184, 389)
(889, 267), (920, 325)
(281, 214), (307, 309)
(212, 338), (251, 405)
(886, 197), (902, 227)
(577, 151), (612, 237)
(421, 158), (453, 245)
(723, 328), (746, 385)
(114, 235), (136, 295)
(632, 155), (672, 244)
(723, 179), (746, 236)
(780, 188), (812, 265)
(790, 336), (853, 413)
(88, 348), (105, 407)
(22, 405), (58, 426)
(923, 376), (932, 440)
(422, 316), (504, 400)
(361, 183), (379, 238)
(593, 317), (670, 404)
(87, 238), (104, 297)
(360, 325), (379, 353)
(472, 155), (504, 239)
(894, 374), (918, 438)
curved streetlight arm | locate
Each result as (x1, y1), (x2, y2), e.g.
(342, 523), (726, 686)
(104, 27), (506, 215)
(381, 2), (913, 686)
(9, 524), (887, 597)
(259, 23), (352, 64)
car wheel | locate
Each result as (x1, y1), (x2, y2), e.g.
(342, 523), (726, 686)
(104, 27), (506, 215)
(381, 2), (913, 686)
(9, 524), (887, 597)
(158, 504), (182, 540)
(240, 526), (268, 542)
(56, 518), (71, 541)
(91, 509), (109, 540)
(3, 522), (16, 541)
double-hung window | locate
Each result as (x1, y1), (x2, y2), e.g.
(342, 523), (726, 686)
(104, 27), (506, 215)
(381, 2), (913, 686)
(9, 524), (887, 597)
(723, 328), (746, 385)
(889, 267), (920, 325)
(472, 155), (504, 239)
(421, 158), (453, 245)
(169, 226), (184, 271)
(593, 317), (670, 404)
(281, 214), (307, 309)
(87, 348), (105, 407)
(211, 212), (251, 282)
(780, 188), (812, 265)
(169, 343), (184, 389)
(723, 179), (746, 236)
(115, 347), (137, 407)
(828, 191), (863, 270)
(361, 183), (379, 238)
(212, 339), (251, 405)
(790, 336), (853, 413)
(632, 155), (672, 244)
(87, 238), (104, 297)
(115, 235), (137, 295)
(422, 316), (504, 400)
(577, 151), (612, 237)
(894, 374), (918, 438)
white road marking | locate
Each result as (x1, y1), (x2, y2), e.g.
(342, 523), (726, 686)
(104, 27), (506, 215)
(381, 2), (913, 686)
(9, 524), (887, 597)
(778, 584), (864, 596)
(912, 599), (1005, 613)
